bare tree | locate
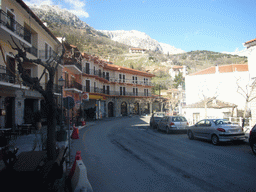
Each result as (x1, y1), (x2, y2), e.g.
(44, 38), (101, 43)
(10, 37), (64, 160)
(236, 77), (256, 125)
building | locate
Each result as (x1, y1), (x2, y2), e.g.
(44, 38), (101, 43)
(185, 64), (249, 111)
(184, 99), (237, 125)
(81, 53), (155, 118)
(0, 0), (62, 128)
(129, 48), (146, 54)
(169, 65), (187, 79)
(244, 38), (256, 125)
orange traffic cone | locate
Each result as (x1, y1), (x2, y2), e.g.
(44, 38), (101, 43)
(71, 124), (79, 139)
(68, 151), (82, 179)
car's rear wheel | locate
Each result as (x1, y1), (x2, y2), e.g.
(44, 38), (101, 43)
(188, 130), (194, 140)
(211, 134), (219, 145)
(252, 142), (256, 155)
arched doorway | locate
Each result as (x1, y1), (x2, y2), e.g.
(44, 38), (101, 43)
(108, 102), (114, 117)
(121, 101), (127, 116)
(134, 102), (139, 115)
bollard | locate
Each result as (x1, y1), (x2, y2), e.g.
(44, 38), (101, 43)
(68, 151), (82, 179)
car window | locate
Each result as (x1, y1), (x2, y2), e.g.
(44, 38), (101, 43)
(205, 120), (211, 126)
(172, 117), (179, 122)
(180, 117), (187, 122)
(215, 119), (231, 125)
(196, 120), (205, 126)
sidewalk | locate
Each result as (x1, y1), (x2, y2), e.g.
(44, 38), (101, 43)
(0, 121), (96, 181)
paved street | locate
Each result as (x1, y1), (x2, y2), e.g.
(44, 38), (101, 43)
(72, 116), (256, 192)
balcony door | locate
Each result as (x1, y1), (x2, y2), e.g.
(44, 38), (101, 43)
(86, 63), (90, 74)
(86, 80), (90, 92)
(6, 56), (15, 83)
(6, 10), (15, 31)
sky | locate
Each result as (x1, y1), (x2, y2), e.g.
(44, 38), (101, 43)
(24, 0), (256, 53)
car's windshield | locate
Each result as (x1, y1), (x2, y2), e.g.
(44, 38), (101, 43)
(214, 119), (232, 125)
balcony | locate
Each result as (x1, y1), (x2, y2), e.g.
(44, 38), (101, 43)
(63, 58), (82, 74)
(41, 83), (62, 94)
(64, 81), (82, 91)
(38, 50), (57, 61)
(83, 69), (98, 76)
(0, 10), (31, 47)
(0, 65), (17, 84)
(25, 46), (38, 57)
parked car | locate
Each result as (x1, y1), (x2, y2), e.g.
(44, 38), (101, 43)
(157, 116), (188, 133)
(249, 124), (256, 155)
(187, 119), (245, 145)
(150, 112), (165, 129)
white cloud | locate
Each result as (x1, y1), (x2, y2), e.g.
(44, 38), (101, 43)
(69, 9), (89, 18)
(24, 0), (89, 18)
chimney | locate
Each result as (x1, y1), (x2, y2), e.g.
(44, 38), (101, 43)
(215, 65), (219, 74)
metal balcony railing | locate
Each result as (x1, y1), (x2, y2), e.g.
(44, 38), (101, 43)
(0, 10), (31, 43)
(38, 50), (58, 60)
(41, 83), (62, 93)
(64, 58), (82, 71)
(25, 45), (38, 57)
(0, 65), (17, 84)
(64, 81), (82, 90)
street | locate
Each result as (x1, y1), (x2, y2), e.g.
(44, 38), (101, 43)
(72, 116), (256, 192)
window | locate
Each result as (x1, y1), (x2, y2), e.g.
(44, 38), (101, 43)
(135, 76), (138, 84)
(106, 86), (110, 95)
(132, 76), (135, 84)
(106, 72), (110, 81)
(123, 75), (125, 83)
(45, 43), (48, 59)
(120, 87), (126, 95)
(6, 10), (15, 31)
(119, 74), (122, 83)
(144, 89), (148, 96)
(144, 78), (148, 85)
(133, 88), (138, 96)
(103, 85), (106, 93)
(94, 82), (96, 92)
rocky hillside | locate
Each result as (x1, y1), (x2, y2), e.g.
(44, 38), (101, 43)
(99, 30), (185, 55)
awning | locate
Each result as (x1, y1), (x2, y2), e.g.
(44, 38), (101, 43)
(89, 94), (106, 100)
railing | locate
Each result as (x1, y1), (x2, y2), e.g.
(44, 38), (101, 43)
(38, 50), (58, 60)
(0, 10), (31, 43)
(65, 81), (82, 90)
(64, 58), (82, 71)
(25, 46), (38, 57)
(0, 65), (17, 84)
(41, 83), (62, 93)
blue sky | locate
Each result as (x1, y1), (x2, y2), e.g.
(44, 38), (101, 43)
(24, 0), (256, 53)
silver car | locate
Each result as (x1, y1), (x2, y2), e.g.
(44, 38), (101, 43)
(157, 116), (188, 134)
(150, 112), (165, 129)
(187, 119), (245, 145)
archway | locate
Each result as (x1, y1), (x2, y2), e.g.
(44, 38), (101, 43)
(121, 101), (127, 116)
(108, 102), (114, 117)
(134, 102), (139, 115)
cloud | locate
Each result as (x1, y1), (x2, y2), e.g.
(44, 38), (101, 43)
(24, 0), (89, 18)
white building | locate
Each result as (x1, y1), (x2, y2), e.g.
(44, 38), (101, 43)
(169, 65), (187, 79)
(185, 64), (249, 111)
(244, 38), (256, 125)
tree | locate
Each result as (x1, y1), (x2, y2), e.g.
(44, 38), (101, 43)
(173, 72), (184, 88)
(10, 36), (65, 160)
(236, 77), (256, 126)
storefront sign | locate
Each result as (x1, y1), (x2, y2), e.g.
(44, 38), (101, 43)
(82, 92), (89, 101)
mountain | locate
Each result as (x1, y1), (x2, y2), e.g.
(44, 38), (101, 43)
(222, 48), (249, 57)
(99, 30), (185, 55)
(29, 4), (185, 55)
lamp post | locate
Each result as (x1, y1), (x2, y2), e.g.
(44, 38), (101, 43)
(57, 76), (66, 141)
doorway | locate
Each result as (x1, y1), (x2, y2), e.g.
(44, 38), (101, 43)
(108, 102), (114, 117)
(121, 101), (127, 116)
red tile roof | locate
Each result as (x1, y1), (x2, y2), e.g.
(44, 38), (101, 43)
(171, 65), (183, 69)
(244, 38), (256, 45)
(189, 64), (248, 76)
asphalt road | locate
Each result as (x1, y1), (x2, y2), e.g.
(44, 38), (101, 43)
(72, 116), (256, 192)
